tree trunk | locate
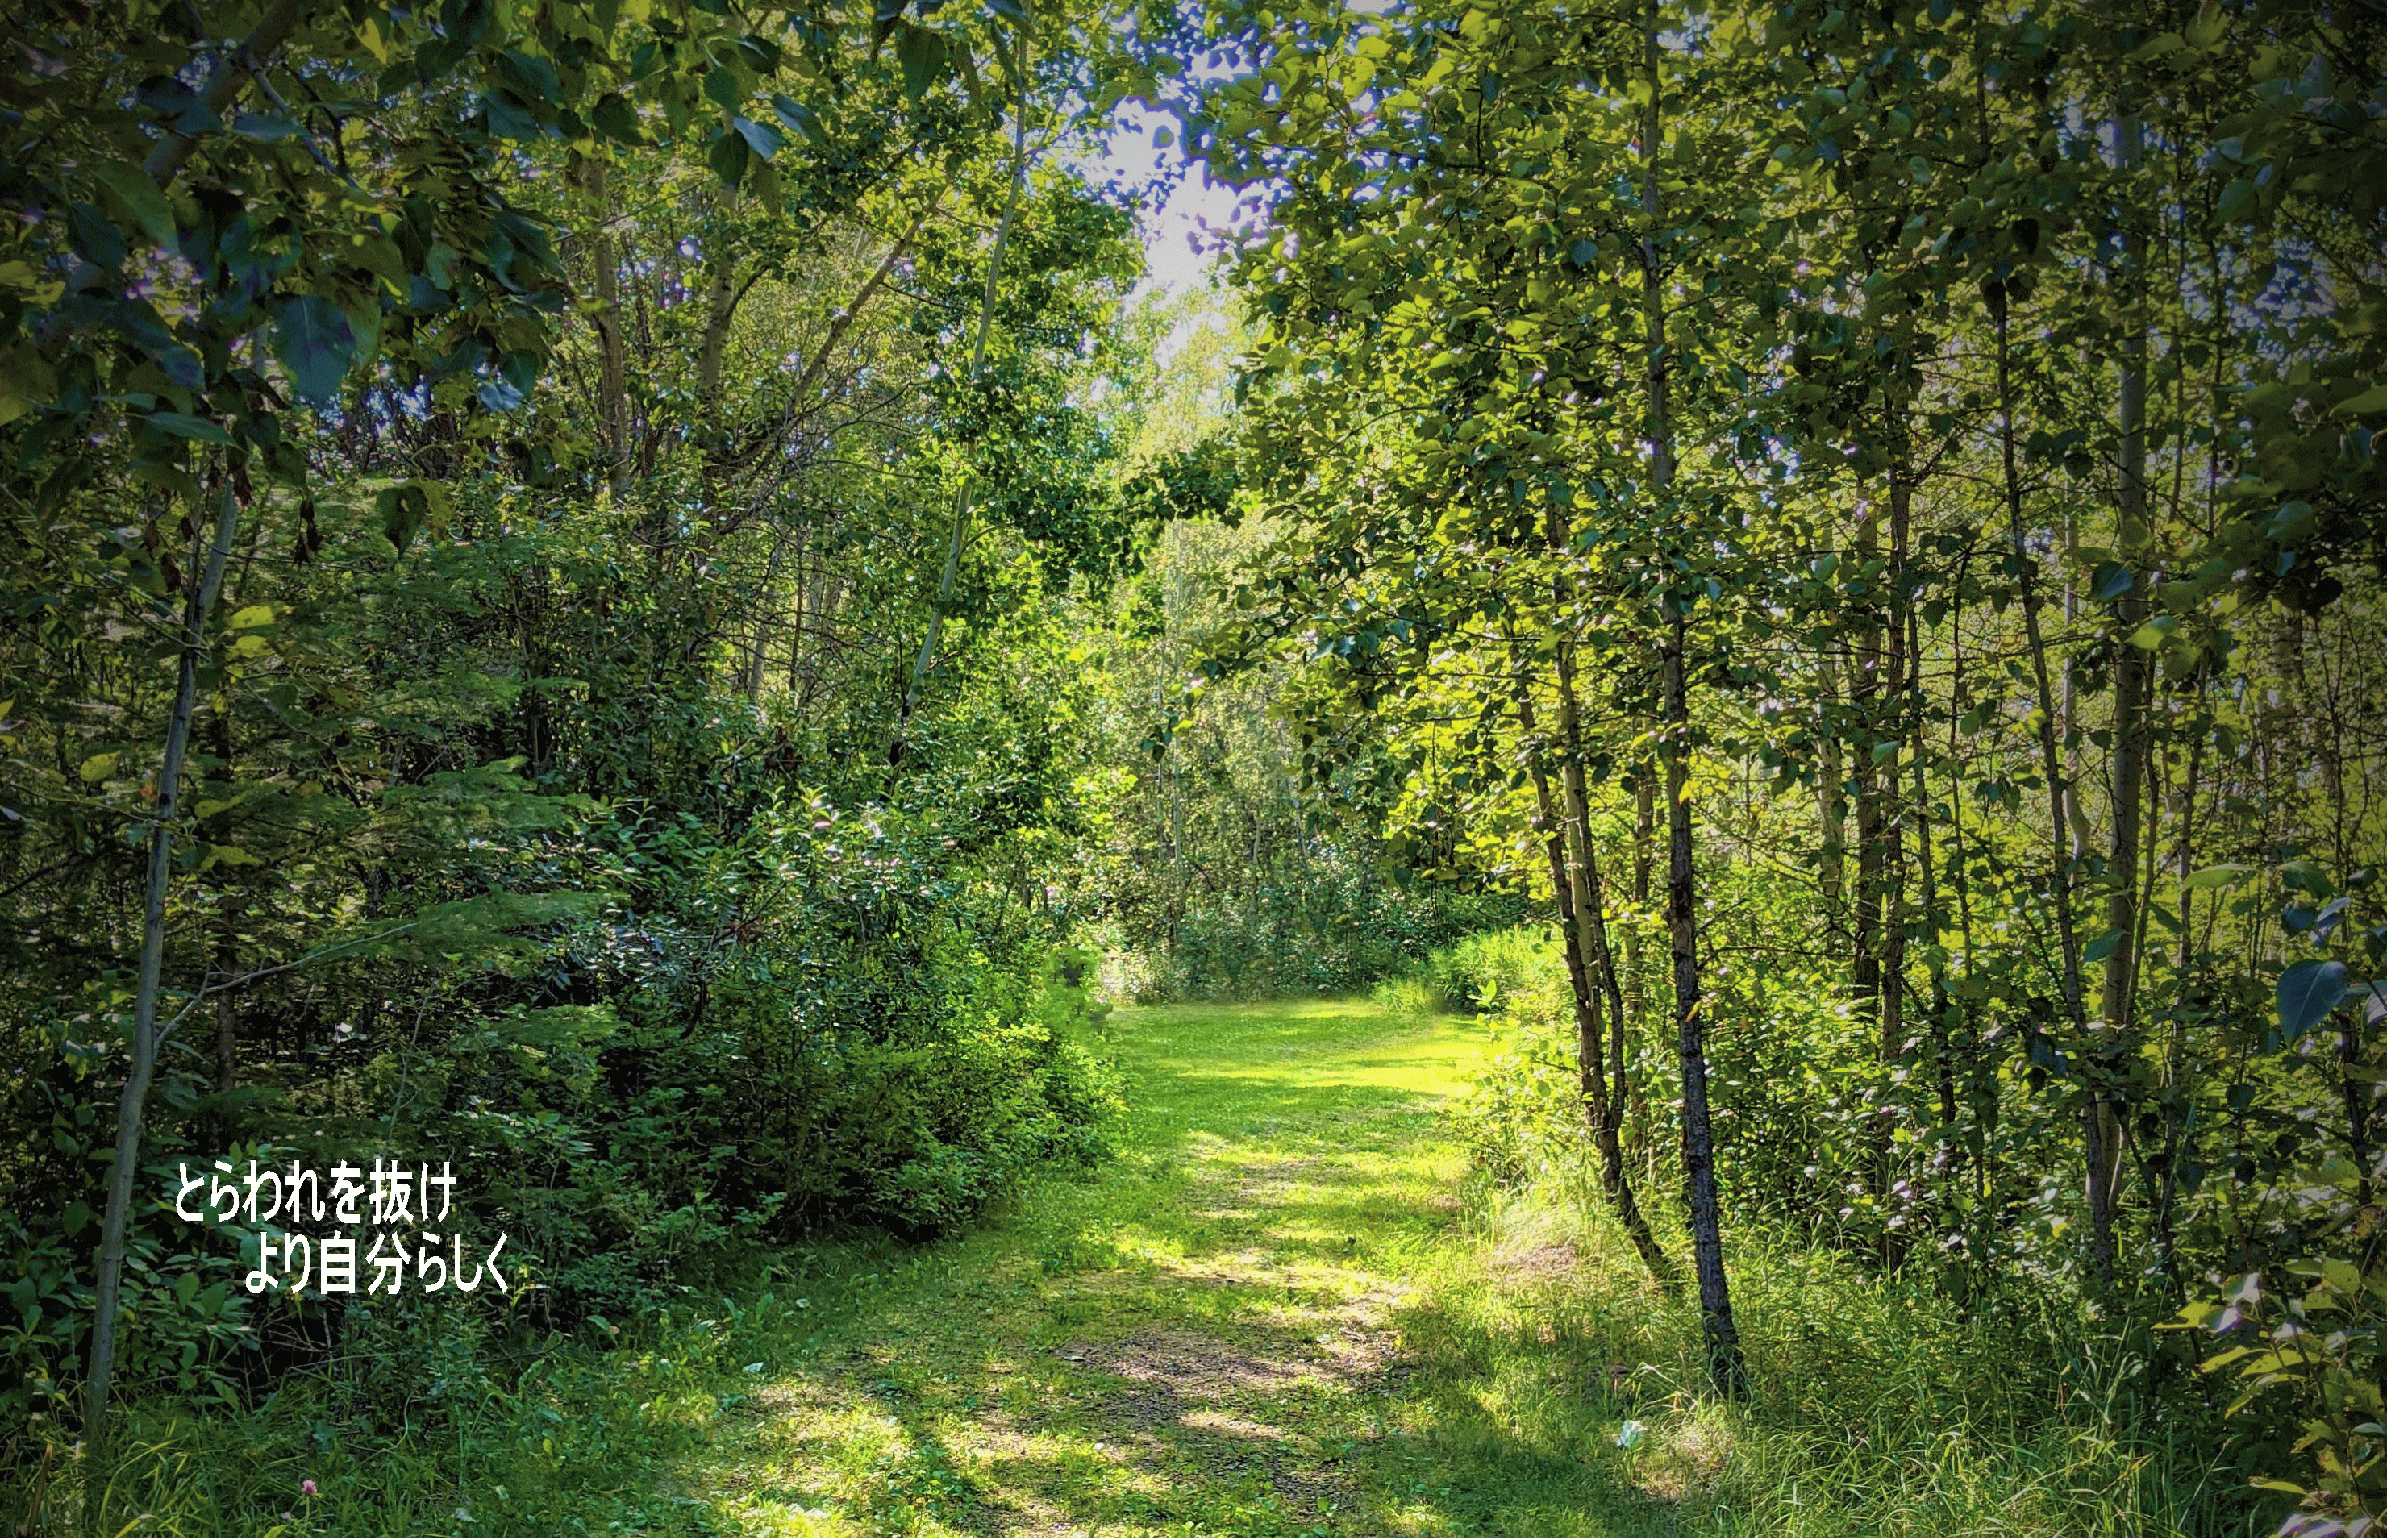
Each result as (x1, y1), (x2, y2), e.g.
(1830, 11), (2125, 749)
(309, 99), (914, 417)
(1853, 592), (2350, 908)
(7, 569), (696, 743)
(570, 152), (633, 500)
(1867, 447), (1913, 1250)
(85, 485), (243, 1523)
(1628, 762), (1656, 1184)
(140, 0), (302, 185)
(1516, 654), (1679, 1293)
(1852, 497), (1885, 1066)
(892, 23), (1030, 775)
(1907, 609), (1955, 1135)
(1816, 644), (1848, 913)
(1991, 236), (2103, 1286)
(747, 529), (795, 704)
(1662, 614), (1747, 1397)
(1643, 0), (1747, 1397)
(2089, 107), (2150, 1269)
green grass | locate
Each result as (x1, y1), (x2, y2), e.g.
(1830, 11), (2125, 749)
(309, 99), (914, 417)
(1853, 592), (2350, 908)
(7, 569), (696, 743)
(19, 999), (2258, 1535)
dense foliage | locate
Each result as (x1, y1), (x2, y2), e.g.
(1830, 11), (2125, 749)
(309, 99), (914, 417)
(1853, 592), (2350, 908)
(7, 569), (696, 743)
(2, 0), (2380, 1531)
(0, 0), (1179, 1513)
(1094, 506), (1544, 1001)
(1181, 0), (2385, 1526)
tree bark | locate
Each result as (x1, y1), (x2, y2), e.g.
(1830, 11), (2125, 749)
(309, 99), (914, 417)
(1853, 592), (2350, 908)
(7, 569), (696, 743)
(1816, 643), (1848, 913)
(1662, 614), (1746, 1397)
(2089, 107), (2150, 1270)
(1516, 651), (1680, 1294)
(142, 0), (304, 186)
(85, 485), (243, 1523)
(892, 23), (1031, 774)
(569, 152), (634, 500)
(1991, 226), (2102, 1286)
(1643, 0), (1746, 1397)
(1852, 497), (1885, 1061)
(747, 529), (796, 704)
(1865, 447), (1913, 1247)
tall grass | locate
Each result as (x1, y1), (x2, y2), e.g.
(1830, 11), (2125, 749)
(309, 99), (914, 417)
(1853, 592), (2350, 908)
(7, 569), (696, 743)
(9, 1279), (861, 1536)
(1400, 1179), (2259, 1536)
(1373, 923), (1558, 1025)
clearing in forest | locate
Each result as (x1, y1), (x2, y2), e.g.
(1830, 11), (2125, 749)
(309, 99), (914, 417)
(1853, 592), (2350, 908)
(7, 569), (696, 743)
(690, 997), (1620, 1536)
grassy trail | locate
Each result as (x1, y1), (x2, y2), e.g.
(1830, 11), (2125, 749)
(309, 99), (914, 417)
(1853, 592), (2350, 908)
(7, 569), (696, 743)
(102, 997), (2228, 1535)
(685, 997), (1677, 1537)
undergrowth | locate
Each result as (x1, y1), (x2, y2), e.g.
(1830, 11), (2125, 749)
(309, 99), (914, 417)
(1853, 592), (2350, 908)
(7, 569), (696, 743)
(1412, 1176), (2260, 1537)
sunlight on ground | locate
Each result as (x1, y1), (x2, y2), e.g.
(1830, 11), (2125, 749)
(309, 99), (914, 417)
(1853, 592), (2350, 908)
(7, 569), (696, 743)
(681, 998), (1556, 1538)
(570, 998), (2217, 1539)
(80, 998), (2233, 1536)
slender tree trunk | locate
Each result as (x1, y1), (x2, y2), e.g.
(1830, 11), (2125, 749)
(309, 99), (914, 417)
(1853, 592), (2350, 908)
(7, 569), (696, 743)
(140, 0), (302, 185)
(2090, 107), (2150, 1267)
(1908, 610), (1954, 1135)
(206, 710), (239, 1143)
(1869, 451), (1913, 1253)
(1517, 651), (1680, 1293)
(2153, 668), (2206, 1289)
(747, 529), (795, 704)
(2060, 507), (2092, 862)
(85, 485), (242, 1523)
(1852, 497), (1885, 1063)
(1629, 763), (1656, 1184)
(1993, 247), (2103, 1286)
(1662, 614), (1746, 1396)
(1642, 0), (1746, 1396)
(571, 152), (633, 500)
(1816, 644), (1848, 913)
(696, 244), (739, 416)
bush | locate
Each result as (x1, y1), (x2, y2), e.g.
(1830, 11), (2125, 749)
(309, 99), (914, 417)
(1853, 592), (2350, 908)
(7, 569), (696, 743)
(0, 781), (1126, 1453)
(1423, 925), (1560, 1014)
(1126, 868), (1545, 1003)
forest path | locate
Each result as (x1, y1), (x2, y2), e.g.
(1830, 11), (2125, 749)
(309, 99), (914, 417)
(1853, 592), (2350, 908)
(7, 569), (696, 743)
(689, 998), (1678, 1537)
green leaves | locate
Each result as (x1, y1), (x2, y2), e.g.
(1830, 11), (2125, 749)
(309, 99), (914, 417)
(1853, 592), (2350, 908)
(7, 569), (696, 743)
(2126, 614), (2175, 650)
(707, 127), (751, 189)
(69, 202), (127, 268)
(896, 24), (949, 104)
(731, 115), (784, 159)
(271, 296), (356, 405)
(592, 92), (644, 144)
(2277, 959), (2349, 1037)
(485, 92), (544, 141)
(703, 65), (748, 112)
(90, 162), (175, 249)
(497, 48), (562, 106)
(2334, 382), (2387, 418)
(376, 481), (452, 554)
(145, 412), (232, 446)
(769, 95), (823, 142)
